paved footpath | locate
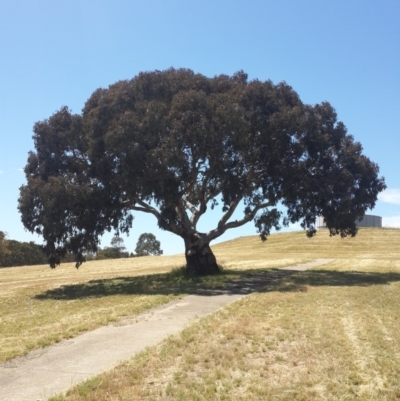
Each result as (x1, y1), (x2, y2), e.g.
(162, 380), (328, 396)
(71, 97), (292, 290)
(0, 259), (332, 401)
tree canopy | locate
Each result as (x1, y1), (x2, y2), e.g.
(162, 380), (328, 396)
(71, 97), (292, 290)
(18, 68), (385, 274)
(135, 233), (163, 256)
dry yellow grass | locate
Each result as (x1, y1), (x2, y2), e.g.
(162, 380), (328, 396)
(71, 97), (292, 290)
(0, 254), (187, 362)
(2, 228), (400, 400)
(0, 235), (292, 363)
(41, 227), (400, 401)
(55, 282), (400, 400)
(0, 253), (186, 293)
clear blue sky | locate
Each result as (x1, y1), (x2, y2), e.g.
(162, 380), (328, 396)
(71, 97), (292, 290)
(1, 0), (399, 255)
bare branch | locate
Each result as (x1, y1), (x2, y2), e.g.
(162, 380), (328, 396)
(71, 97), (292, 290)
(182, 168), (218, 228)
(131, 206), (156, 214)
(217, 196), (242, 229)
(182, 197), (201, 227)
(182, 197), (198, 216)
(133, 198), (183, 236)
(207, 201), (272, 241)
(134, 198), (162, 218)
(195, 190), (208, 226)
(175, 199), (192, 230)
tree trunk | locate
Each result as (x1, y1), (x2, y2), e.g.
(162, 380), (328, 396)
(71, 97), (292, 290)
(184, 233), (219, 275)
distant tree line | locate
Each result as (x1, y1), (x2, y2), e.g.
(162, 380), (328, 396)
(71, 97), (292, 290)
(0, 231), (49, 267)
(0, 231), (163, 267)
(1, 240), (50, 267)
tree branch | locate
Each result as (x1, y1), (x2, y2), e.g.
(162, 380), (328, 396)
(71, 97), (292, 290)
(133, 198), (183, 236)
(131, 206), (157, 214)
(182, 195), (207, 228)
(217, 196), (242, 229)
(205, 185), (222, 203)
(207, 201), (272, 241)
(134, 198), (162, 218)
(182, 167), (217, 228)
(175, 199), (192, 231)
(182, 197), (198, 216)
(195, 190), (208, 226)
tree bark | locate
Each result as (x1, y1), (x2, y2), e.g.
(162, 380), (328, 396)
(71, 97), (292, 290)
(184, 233), (219, 275)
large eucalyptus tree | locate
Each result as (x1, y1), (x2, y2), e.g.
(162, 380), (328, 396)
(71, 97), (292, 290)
(19, 68), (385, 274)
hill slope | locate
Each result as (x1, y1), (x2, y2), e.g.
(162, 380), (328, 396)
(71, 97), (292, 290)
(213, 228), (400, 272)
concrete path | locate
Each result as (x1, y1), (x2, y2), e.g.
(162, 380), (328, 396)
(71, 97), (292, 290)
(0, 259), (333, 401)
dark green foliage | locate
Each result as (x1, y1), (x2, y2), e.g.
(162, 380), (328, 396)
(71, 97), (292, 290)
(8, 240), (47, 266)
(0, 238), (47, 267)
(0, 231), (10, 264)
(18, 68), (385, 274)
(135, 233), (163, 256)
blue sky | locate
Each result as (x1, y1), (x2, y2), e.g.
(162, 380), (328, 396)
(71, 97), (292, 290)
(1, 0), (399, 255)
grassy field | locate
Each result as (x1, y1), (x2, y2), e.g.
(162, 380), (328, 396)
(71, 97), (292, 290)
(0, 235), (302, 363)
(2, 228), (400, 400)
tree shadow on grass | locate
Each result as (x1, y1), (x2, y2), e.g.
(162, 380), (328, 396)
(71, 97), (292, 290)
(34, 268), (400, 301)
(34, 268), (267, 300)
(270, 269), (400, 293)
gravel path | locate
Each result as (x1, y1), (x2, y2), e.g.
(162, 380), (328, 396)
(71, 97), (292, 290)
(0, 258), (333, 401)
